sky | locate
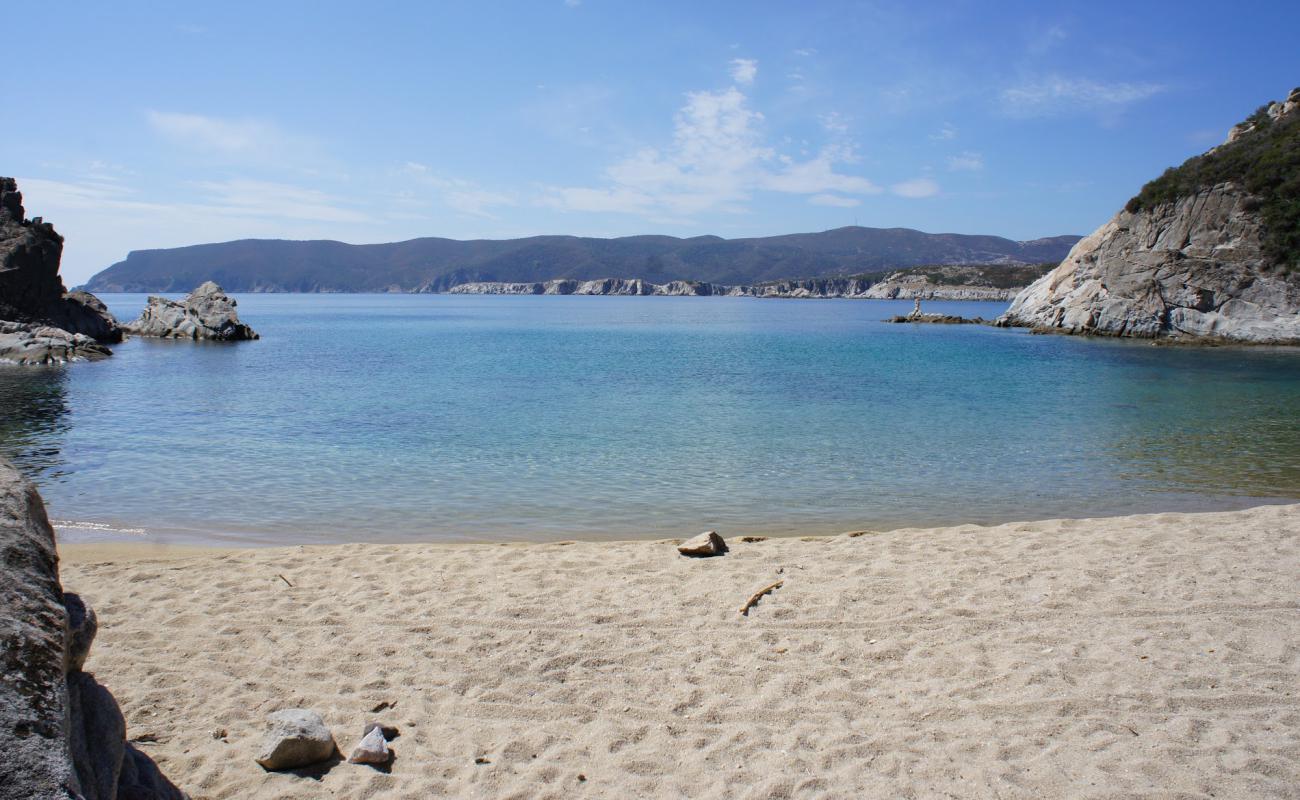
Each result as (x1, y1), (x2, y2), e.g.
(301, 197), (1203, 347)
(9, 0), (1300, 285)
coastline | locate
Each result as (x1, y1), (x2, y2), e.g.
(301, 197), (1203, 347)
(59, 503), (1300, 798)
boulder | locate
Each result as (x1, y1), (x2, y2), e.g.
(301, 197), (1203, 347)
(0, 458), (188, 799)
(0, 458), (78, 797)
(677, 531), (727, 557)
(255, 709), (336, 770)
(123, 282), (259, 341)
(347, 725), (390, 765)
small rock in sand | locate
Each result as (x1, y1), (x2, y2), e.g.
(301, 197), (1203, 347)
(364, 721), (400, 740)
(255, 709), (336, 770)
(677, 531), (726, 557)
(348, 726), (391, 765)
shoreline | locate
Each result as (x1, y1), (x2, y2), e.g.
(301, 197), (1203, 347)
(59, 503), (1300, 797)
(52, 496), (1300, 553)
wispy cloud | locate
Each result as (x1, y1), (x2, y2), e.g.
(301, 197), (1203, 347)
(929, 123), (957, 141)
(891, 177), (940, 198)
(1000, 76), (1164, 117)
(947, 151), (984, 171)
(147, 111), (279, 156)
(808, 193), (860, 208)
(398, 162), (517, 218)
(729, 58), (758, 86)
(543, 74), (881, 217)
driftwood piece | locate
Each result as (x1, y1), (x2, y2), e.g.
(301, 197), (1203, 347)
(739, 580), (784, 616)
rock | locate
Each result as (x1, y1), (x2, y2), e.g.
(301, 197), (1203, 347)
(347, 726), (390, 765)
(65, 592), (98, 672)
(123, 282), (259, 341)
(0, 457), (187, 800)
(998, 92), (1300, 344)
(677, 531), (727, 557)
(364, 721), (400, 740)
(0, 177), (122, 347)
(0, 320), (114, 364)
(255, 709), (336, 770)
(884, 313), (986, 325)
(0, 458), (79, 798)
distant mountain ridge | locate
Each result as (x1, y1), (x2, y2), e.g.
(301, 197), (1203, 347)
(82, 227), (1082, 293)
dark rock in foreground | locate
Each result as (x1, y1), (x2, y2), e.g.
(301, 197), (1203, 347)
(123, 281), (259, 341)
(0, 177), (121, 357)
(0, 458), (188, 799)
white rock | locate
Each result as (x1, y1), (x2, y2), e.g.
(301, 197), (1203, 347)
(254, 709), (336, 770)
(677, 531), (726, 557)
(348, 726), (390, 765)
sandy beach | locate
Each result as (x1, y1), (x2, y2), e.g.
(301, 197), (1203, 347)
(58, 504), (1300, 799)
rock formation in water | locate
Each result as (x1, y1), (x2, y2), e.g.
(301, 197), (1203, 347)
(123, 281), (259, 341)
(0, 178), (122, 363)
(998, 88), (1300, 344)
(0, 458), (187, 799)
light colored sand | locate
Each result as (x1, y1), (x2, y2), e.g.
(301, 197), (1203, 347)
(59, 504), (1300, 799)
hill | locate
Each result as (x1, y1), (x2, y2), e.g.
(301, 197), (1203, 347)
(82, 227), (1081, 293)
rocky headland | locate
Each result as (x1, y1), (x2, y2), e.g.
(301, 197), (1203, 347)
(0, 178), (122, 364)
(122, 282), (260, 341)
(998, 88), (1300, 344)
(0, 458), (186, 799)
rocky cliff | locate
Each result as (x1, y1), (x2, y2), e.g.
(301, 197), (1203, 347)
(0, 458), (186, 799)
(1, 178), (122, 363)
(998, 89), (1300, 344)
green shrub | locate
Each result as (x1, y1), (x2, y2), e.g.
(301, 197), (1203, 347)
(1126, 97), (1300, 271)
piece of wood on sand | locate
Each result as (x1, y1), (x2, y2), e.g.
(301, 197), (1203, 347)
(739, 580), (784, 616)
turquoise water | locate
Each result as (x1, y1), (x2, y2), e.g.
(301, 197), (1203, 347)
(1, 294), (1298, 545)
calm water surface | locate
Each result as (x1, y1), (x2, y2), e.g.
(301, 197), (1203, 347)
(1, 294), (1297, 545)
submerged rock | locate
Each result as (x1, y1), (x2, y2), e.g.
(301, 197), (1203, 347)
(678, 531), (727, 557)
(255, 709), (336, 770)
(124, 281), (260, 341)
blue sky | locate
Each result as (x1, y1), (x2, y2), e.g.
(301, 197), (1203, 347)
(10, 0), (1300, 284)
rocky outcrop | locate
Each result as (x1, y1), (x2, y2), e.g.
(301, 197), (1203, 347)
(998, 91), (1300, 344)
(0, 321), (114, 365)
(0, 178), (122, 353)
(0, 458), (187, 799)
(998, 184), (1300, 343)
(123, 282), (259, 341)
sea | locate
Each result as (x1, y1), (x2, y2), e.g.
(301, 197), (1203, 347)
(2, 293), (1298, 546)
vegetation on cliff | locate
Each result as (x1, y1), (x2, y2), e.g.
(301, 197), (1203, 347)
(1126, 88), (1300, 271)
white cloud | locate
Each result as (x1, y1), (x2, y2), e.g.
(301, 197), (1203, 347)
(729, 58), (758, 85)
(792, 48), (817, 57)
(929, 123), (957, 141)
(191, 179), (372, 224)
(544, 82), (880, 217)
(1001, 76), (1164, 117)
(819, 112), (849, 134)
(947, 151), (984, 171)
(564, 0), (581, 6)
(146, 111), (282, 157)
(808, 194), (861, 208)
(891, 178), (940, 198)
